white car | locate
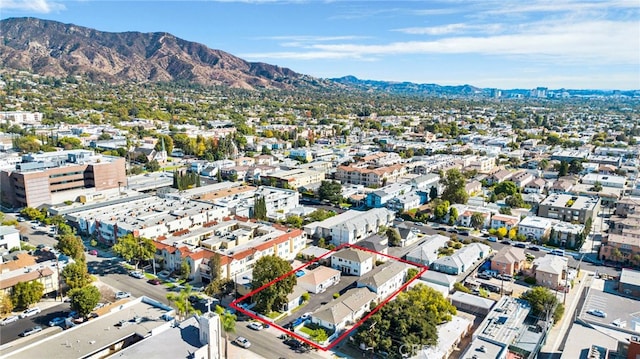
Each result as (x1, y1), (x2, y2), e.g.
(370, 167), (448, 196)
(247, 322), (263, 331)
(234, 336), (251, 349)
(19, 307), (41, 318)
(0, 315), (19, 326)
(20, 325), (42, 337)
(115, 291), (131, 300)
(129, 271), (145, 279)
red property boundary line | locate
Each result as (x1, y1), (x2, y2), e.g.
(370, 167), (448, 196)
(230, 242), (428, 351)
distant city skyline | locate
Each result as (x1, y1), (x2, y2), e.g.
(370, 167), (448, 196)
(1, 0), (639, 90)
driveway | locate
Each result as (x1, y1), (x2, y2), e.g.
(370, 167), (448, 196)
(277, 273), (358, 327)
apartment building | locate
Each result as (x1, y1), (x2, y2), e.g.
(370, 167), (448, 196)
(335, 164), (407, 187)
(304, 208), (394, 245)
(518, 216), (553, 241)
(235, 186), (300, 221)
(0, 150), (126, 208)
(260, 168), (325, 189)
(537, 194), (600, 225)
(67, 196), (229, 245)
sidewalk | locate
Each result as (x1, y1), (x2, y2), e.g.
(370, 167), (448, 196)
(540, 269), (592, 354)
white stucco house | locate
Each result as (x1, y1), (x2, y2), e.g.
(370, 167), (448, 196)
(330, 248), (374, 276)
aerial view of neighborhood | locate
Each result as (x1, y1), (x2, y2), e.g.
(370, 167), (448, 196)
(0, 2), (639, 359)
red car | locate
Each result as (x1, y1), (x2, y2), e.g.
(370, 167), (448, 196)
(88, 250), (98, 256)
(148, 278), (162, 285)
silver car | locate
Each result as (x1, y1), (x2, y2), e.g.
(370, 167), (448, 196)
(0, 315), (19, 326)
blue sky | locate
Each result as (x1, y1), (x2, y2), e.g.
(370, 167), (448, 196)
(1, 0), (639, 90)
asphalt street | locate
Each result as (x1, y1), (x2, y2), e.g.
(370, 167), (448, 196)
(0, 303), (70, 344)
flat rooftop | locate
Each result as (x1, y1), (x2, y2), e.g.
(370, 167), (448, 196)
(5, 297), (172, 359)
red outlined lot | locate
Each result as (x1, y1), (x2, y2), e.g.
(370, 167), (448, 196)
(230, 242), (428, 351)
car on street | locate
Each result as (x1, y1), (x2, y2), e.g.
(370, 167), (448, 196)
(0, 315), (19, 326)
(88, 250), (98, 256)
(588, 309), (607, 318)
(19, 307), (41, 318)
(501, 240), (511, 245)
(300, 312), (312, 320)
(477, 273), (492, 280)
(234, 336), (251, 349)
(487, 236), (498, 242)
(514, 242), (527, 248)
(283, 338), (302, 349)
(49, 317), (67, 327)
(20, 325), (43, 337)
(247, 322), (263, 331)
(129, 270), (145, 279)
(528, 245), (540, 251)
(147, 278), (162, 285)
(115, 291), (131, 300)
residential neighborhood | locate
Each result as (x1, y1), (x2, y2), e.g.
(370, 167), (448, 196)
(0, 68), (639, 359)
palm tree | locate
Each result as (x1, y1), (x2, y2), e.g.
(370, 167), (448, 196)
(215, 305), (236, 359)
(166, 284), (199, 320)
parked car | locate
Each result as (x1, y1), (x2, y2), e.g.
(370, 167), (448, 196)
(514, 242), (527, 248)
(487, 236), (498, 242)
(234, 336), (251, 349)
(477, 273), (492, 280)
(247, 322), (263, 331)
(0, 315), (19, 326)
(88, 250), (98, 256)
(283, 338), (302, 348)
(587, 309), (607, 318)
(158, 270), (171, 278)
(147, 278), (162, 285)
(49, 317), (67, 327)
(528, 245), (540, 251)
(20, 325), (43, 337)
(20, 307), (41, 318)
(129, 271), (145, 279)
(115, 291), (131, 300)
(501, 240), (511, 245)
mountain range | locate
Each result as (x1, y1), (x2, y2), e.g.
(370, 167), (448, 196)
(0, 17), (636, 97)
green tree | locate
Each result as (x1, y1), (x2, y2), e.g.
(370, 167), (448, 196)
(11, 281), (44, 309)
(216, 305), (236, 359)
(558, 161), (569, 176)
(386, 227), (402, 247)
(405, 268), (419, 283)
(521, 286), (564, 323)
(20, 207), (45, 222)
(354, 284), (456, 356)
(496, 227), (508, 239)
(285, 215), (303, 228)
(253, 196), (267, 220)
(56, 233), (85, 261)
(308, 209), (336, 222)
(429, 186), (438, 202)
(505, 193), (526, 208)
(440, 169), (469, 204)
(590, 181), (603, 192)
(318, 180), (343, 204)
(251, 256), (296, 314)
(180, 258), (191, 281)
(167, 284), (200, 320)
(494, 181), (518, 197)
(112, 234), (155, 270)
(470, 212), (485, 230)
(433, 199), (450, 222)
(448, 206), (458, 226)
(568, 159), (583, 174)
(146, 159), (161, 172)
(68, 285), (101, 319)
(539, 159), (550, 170)
(62, 261), (92, 289)
(499, 207), (512, 215)
(57, 136), (83, 150)
(311, 328), (329, 343)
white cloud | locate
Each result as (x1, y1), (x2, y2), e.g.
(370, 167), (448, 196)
(0, 0), (65, 13)
(483, 0), (640, 15)
(394, 23), (502, 35)
(245, 20), (639, 65)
